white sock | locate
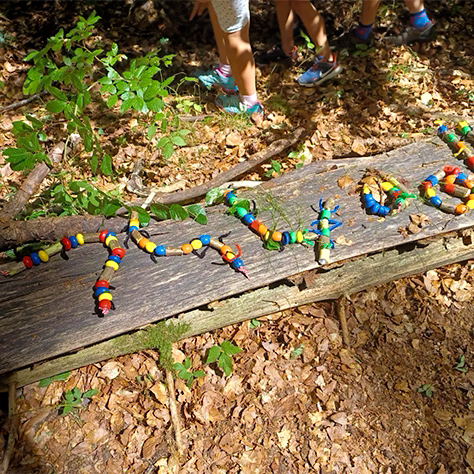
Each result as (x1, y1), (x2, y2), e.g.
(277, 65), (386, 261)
(240, 93), (258, 107)
(217, 63), (232, 77)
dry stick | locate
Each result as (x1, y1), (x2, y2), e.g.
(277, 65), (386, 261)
(166, 369), (184, 455)
(0, 91), (47, 115)
(0, 382), (18, 474)
(336, 295), (350, 348)
(117, 127), (306, 212)
(0, 161), (50, 222)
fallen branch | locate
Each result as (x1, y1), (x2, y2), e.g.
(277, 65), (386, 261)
(166, 369), (184, 455)
(0, 382), (18, 474)
(118, 127), (306, 212)
(0, 91), (47, 115)
(336, 296), (350, 348)
(0, 161), (50, 222)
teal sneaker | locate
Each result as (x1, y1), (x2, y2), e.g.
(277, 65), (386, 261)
(194, 66), (238, 94)
(215, 94), (264, 116)
(297, 54), (342, 87)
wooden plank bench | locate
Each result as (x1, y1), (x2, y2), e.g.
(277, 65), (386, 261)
(1, 137), (473, 384)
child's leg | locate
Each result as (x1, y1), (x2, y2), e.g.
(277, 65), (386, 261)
(208, 3), (229, 66)
(360, 0), (381, 26)
(404, 0), (431, 28)
(289, 0), (332, 61)
(275, 0), (296, 55)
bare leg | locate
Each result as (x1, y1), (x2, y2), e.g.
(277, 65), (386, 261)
(222, 20), (256, 96)
(289, 0), (332, 60)
(360, 0), (381, 25)
(274, 0), (295, 55)
(404, 0), (426, 14)
(208, 3), (229, 65)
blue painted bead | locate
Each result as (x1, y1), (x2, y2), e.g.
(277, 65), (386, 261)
(109, 254), (121, 264)
(379, 206), (390, 216)
(154, 245), (166, 256)
(281, 232), (290, 245)
(105, 231), (116, 239)
(242, 213), (255, 225)
(425, 175), (438, 186)
(438, 125), (448, 134)
(69, 236), (79, 248)
(30, 252), (41, 265)
(199, 234), (211, 245)
(232, 258), (243, 269)
(429, 196), (442, 207)
(225, 192), (235, 204)
(95, 287), (109, 296)
(129, 226), (139, 232)
(457, 173), (467, 184)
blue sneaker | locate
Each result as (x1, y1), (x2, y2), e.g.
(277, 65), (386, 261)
(215, 94), (264, 116)
(297, 54), (342, 87)
(194, 66), (238, 94)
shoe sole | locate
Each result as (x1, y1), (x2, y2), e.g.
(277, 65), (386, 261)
(298, 65), (343, 87)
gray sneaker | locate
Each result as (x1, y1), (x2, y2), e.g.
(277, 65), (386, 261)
(387, 21), (435, 46)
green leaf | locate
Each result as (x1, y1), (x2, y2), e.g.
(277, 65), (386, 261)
(178, 369), (192, 380)
(46, 99), (66, 114)
(100, 154), (113, 176)
(150, 203), (170, 221)
(290, 345), (304, 359)
(147, 125), (157, 141)
(134, 207), (150, 226)
(184, 358), (191, 369)
(38, 372), (70, 387)
(169, 204), (188, 221)
(82, 389), (98, 398)
(170, 135), (187, 147)
(218, 353), (233, 377)
(205, 187), (224, 205)
(25, 114), (43, 129)
(220, 341), (241, 356)
(249, 319), (260, 329)
(206, 345), (221, 364)
(186, 204), (207, 225)
(162, 141), (174, 160)
(173, 363), (184, 371)
(193, 370), (205, 378)
(106, 95), (118, 108)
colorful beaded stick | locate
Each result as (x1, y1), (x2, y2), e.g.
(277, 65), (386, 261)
(438, 124), (474, 170)
(457, 121), (474, 145)
(421, 165), (474, 215)
(222, 189), (317, 251)
(0, 232), (99, 277)
(309, 198), (342, 265)
(93, 229), (126, 316)
(127, 210), (249, 278)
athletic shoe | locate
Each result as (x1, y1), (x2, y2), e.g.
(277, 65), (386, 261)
(194, 66), (238, 94)
(297, 54), (342, 87)
(386, 21), (435, 46)
(215, 94), (264, 116)
(336, 29), (375, 52)
(255, 44), (296, 65)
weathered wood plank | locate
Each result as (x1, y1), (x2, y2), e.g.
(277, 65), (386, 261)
(0, 138), (472, 375)
(2, 230), (474, 391)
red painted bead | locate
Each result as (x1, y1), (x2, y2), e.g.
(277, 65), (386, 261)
(22, 256), (33, 268)
(61, 237), (71, 251)
(443, 183), (455, 195)
(421, 181), (432, 191)
(443, 165), (460, 176)
(99, 229), (108, 243)
(466, 156), (474, 169)
(94, 280), (109, 289)
(112, 247), (126, 259)
(98, 299), (112, 311)
(249, 220), (261, 232)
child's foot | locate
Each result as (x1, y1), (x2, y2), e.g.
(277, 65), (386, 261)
(337, 29), (375, 52)
(194, 65), (238, 94)
(386, 20), (435, 46)
(297, 54), (342, 87)
(255, 44), (296, 65)
(215, 94), (264, 116)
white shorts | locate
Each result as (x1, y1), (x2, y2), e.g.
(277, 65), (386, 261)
(211, 0), (250, 33)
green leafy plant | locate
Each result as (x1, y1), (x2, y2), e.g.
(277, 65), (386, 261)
(299, 30), (315, 50)
(351, 42), (376, 58)
(417, 383), (433, 398)
(290, 344), (304, 359)
(454, 355), (467, 373)
(264, 159), (282, 178)
(249, 318), (260, 329)
(58, 387), (98, 416)
(173, 358), (205, 386)
(206, 341), (242, 377)
(38, 371), (69, 388)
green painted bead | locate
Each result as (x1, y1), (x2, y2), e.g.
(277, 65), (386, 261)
(228, 195), (237, 205)
(235, 207), (247, 218)
(320, 209), (331, 220)
(289, 232), (296, 244)
(446, 133), (457, 142)
(320, 228), (330, 237)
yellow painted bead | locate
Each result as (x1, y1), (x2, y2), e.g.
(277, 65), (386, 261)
(130, 219), (139, 228)
(181, 243), (193, 254)
(363, 184), (370, 194)
(76, 233), (85, 245)
(425, 188), (436, 198)
(138, 238), (149, 249)
(98, 293), (113, 301)
(444, 174), (456, 184)
(38, 250), (49, 262)
(272, 231), (282, 242)
(264, 230), (271, 241)
(226, 252), (235, 260)
(105, 235), (118, 246)
(145, 241), (157, 253)
(467, 200), (474, 209)
(296, 230), (304, 243)
(381, 182), (392, 192)
(190, 239), (202, 250)
(106, 260), (119, 271)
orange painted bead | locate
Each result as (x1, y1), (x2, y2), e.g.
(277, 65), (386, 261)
(455, 204), (468, 215)
(271, 231), (282, 242)
(181, 243), (193, 254)
(444, 174), (456, 184)
(258, 224), (267, 235)
(138, 238), (149, 249)
(220, 245), (232, 255)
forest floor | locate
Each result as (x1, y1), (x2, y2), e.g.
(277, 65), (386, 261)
(1, 0), (474, 473)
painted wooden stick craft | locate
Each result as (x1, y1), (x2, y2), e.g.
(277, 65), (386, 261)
(127, 210), (249, 278)
(438, 124), (474, 170)
(457, 121), (474, 145)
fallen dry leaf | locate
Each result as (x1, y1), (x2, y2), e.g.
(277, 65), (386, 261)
(351, 137), (367, 155)
(337, 175), (354, 189)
